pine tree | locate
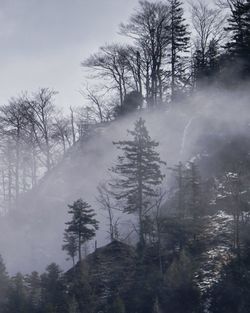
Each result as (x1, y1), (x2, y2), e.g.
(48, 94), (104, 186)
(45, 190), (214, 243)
(40, 263), (67, 313)
(206, 40), (220, 78)
(168, 0), (190, 101)
(225, 0), (250, 76)
(66, 265), (95, 313)
(0, 255), (9, 313)
(192, 48), (206, 85)
(65, 199), (99, 262)
(192, 39), (220, 87)
(6, 273), (28, 313)
(25, 271), (41, 313)
(110, 118), (165, 246)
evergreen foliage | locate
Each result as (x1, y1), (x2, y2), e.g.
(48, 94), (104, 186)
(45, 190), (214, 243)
(168, 0), (190, 100)
(3, 1), (250, 313)
(40, 263), (67, 313)
(225, 0), (250, 76)
(64, 199), (99, 261)
(25, 271), (41, 313)
(6, 273), (28, 313)
(0, 255), (9, 313)
(111, 118), (165, 245)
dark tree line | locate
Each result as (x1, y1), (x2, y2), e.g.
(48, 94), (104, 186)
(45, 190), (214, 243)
(2, 116), (250, 312)
(83, 0), (250, 107)
(83, 0), (190, 107)
(0, 259), (68, 313)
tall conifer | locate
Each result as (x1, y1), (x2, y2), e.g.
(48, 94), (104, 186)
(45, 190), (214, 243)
(64, 199), (99, 262)
(168, 0), (190, 100)
(111, 118), (165, 246)
(225, 0), (250, 76)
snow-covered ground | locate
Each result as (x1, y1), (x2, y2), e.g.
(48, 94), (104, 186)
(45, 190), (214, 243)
(194, 211), (235, 312)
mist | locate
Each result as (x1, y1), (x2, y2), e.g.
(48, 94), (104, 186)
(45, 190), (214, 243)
(0, 84), (249, 274)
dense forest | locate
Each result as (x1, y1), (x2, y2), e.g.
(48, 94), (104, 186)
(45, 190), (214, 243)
(1, 0), (250, 312)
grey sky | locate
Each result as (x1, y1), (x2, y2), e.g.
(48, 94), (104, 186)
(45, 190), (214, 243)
(0, 0), (141, 111)
(0, 0), (214, 111)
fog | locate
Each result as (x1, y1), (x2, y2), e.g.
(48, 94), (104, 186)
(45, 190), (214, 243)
(0, 84), (249, 274)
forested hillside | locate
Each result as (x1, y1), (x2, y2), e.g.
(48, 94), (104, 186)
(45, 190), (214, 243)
(1, 0), (250, 312)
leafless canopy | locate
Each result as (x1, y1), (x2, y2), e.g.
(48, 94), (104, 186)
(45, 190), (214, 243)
(191, 0), (227, 53)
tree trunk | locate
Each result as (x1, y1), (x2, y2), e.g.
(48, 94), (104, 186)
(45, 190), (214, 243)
(78, 233), (82, 262)
(70, 107), (76, 145)
(171, 6), (176, 102)
(138, 135), (144, 247)
(146, 61), (150, 105)
(119, 78), (124, 106)
(136, 51), (143, 96)
(15, 131), (20, 204)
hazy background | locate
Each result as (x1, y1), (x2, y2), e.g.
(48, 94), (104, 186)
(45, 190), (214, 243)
(0, 0), (232, 274)
(1, 86), (250, 274)
(0, 0), (140, 109)
(0, 0), (212, 110)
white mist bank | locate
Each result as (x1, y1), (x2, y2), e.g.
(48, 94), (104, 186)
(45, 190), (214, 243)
(1, 86), (250, 274)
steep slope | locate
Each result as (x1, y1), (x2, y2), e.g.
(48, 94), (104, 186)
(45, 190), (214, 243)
(1, 89), (250, 274)
(0, 111), (180, 273)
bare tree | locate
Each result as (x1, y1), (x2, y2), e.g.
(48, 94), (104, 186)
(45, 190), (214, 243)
(120, 1), (170, 105)
(191, 0), (227, 62)
(26, 88), (57, 171)
(70, 107), (76, 145)
(123, 45), (143, 95)
(81, 87), (104, 123)
(0, 96), (29, 203)
(81, 86), (118, 123)
(0, 88), (80, 212)
(74, 106), (97, 139)
(82, 44), (130, 106)
(52, 116), (72, 155)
